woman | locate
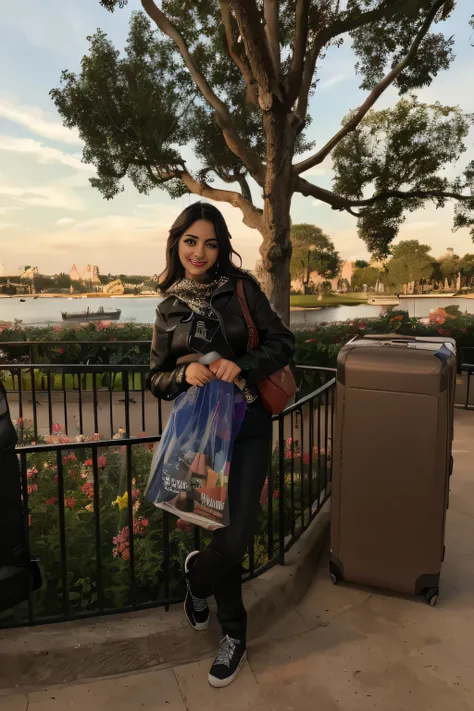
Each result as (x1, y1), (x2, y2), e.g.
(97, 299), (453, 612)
(147, 201), (295, 688)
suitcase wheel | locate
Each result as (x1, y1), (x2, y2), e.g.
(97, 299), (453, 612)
(425, 587), (439, 606)
(329, 561), (343, 585)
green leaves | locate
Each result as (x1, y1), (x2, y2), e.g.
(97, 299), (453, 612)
(290, 223), (341, 282)
(332, 96), (474, 256)
(51, 14), (193, 200)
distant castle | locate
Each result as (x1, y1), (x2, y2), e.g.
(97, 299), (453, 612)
(70, 264), (101, 285)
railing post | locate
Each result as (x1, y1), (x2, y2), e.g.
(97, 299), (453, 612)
(278, 414), (285, 565)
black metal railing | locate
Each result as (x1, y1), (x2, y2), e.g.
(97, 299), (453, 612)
(0, 361), (335, 628)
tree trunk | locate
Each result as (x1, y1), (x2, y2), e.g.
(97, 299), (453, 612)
(259, 106), (295, 325)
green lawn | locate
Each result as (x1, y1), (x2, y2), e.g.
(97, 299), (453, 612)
(290, 293), (369, 308)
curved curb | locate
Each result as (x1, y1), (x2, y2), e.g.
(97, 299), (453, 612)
(0, 502), (330, 690)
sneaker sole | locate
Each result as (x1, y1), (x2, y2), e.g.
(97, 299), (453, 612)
(208, 651), (247, 688)
(184, 551), (209, 631)
(184, 550), (200, 574)
(184, 597), (210, 631)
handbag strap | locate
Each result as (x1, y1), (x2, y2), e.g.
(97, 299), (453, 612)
(236, 280), (259, 350)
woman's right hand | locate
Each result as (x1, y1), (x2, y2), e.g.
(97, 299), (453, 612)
(185, 362), (215, 387)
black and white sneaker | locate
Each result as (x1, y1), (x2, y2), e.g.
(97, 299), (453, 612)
(184, 551), (210, 631)
(208, 635), (247, 688)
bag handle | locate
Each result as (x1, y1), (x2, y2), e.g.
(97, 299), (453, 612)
(235, 280), (259, 350)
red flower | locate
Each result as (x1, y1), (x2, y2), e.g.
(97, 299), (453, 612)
(27, 484), (38, 495)
(97, 455), (107, 469)
(176, 518), (192, 533)
(46, 497), (58, 506)
(84, 459), (93, 467)
(305, 338), (317, 344)
(65, 497), (76, 509)
(57, 348), (65, 355)
(52, 423), (61, 434)
(81, 482), (94, 499)
(303, 452), (310, 465)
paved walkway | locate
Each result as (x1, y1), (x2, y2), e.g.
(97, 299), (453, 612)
(2, 407), (474, 710)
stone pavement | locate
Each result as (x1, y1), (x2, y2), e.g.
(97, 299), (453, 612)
(2, 407), (473, 710)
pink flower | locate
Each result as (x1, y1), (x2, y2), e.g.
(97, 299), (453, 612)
(303, 452), (310, 465)
(305, 338), (317, 344)
(82, 482), (94, 499)
(176, 518), (192, 533)
(46, 497), (58, 506)
(97, 455), (107, 469)
(52, 325), (62, 333)
(27, 484), (38, 495)
(272, 490), (279, 500)
(27, 467), (38, 479)
(65, 497), (76, 509)
(84, 459), (93, 467)
(52, 423), (61, 434)
(57, 348), (65, 355)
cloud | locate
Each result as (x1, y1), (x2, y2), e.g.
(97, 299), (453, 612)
(0, 184), (84, 210)
(298, 156), (333, 178)
(0, 136), (92, 173)
(0, 96), (81, 145)
(0, 221), (21, 232)
(0, 206), (20, 216)
(403, 220), (437, 232)
(56, 218), (77, 227)
(318, 74), (349, 91)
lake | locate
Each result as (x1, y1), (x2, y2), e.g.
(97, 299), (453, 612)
(0, 296), (383, 327)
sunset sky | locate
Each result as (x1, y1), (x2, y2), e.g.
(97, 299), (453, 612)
(0, 1), (473, 277)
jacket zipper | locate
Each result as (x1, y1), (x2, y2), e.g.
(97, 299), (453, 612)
(210, 294), (236, 358)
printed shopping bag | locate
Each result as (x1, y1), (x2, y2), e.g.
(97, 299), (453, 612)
(146, 380), (246, 530)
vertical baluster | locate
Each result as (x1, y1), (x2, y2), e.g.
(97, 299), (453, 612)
(92, 446), (105, 612)
(56, 450), (70, 619)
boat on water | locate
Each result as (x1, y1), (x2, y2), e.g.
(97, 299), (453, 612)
(61, 306), (121, 322)
(367, 296), (400, 307)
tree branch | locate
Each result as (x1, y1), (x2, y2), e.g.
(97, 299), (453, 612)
(286, 0), (310, 105)
(220, 2), (258, 106)
(264, 0), (281, 78)
(295, 0), (432, 128)
(349, 188), (474, 207)
(295, 0), (446, 174)
(295, 176), (473, 218)
(228, 0), (284, 109)
(235, 173), (253, 203)
(181, 171), (263, 230)
(294, 176), (359, 215)
(141, 0), (264, 184)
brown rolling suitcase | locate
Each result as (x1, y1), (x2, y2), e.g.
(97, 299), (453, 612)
(330, 335), (456, 605)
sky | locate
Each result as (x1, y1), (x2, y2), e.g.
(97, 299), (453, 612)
(0, 0), (473, 277)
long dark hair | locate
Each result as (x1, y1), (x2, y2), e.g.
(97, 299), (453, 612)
(159, 202), (244, 290)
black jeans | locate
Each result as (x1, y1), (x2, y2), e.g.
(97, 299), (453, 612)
(188, 400), (272, 640)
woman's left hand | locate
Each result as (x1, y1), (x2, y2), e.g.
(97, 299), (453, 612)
(209, 358), (242, 383)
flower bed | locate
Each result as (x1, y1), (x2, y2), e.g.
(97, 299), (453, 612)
(2, 419), (329, 626)
(1, 308), (473, 371)
(294, 308), (474, 370)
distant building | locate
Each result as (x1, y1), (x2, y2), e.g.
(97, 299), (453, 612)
(70, 264), (101, 286)
(19, 266), (39, 280)
(291, 260), (356, 294)
(102, 279), (125, 295)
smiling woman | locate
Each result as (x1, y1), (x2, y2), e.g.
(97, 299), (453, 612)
(178, 220), (219, 281)
(148, 201), (296, 687)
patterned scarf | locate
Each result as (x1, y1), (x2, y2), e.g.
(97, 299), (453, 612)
(160, 276), (229, 318)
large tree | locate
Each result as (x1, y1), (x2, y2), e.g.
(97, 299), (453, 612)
(386, 239), (436, 289)
(51, 1), (474, 321)
(290, 223), (341, 288)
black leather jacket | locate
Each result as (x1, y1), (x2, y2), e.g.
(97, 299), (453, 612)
(147, 275), (295, 401)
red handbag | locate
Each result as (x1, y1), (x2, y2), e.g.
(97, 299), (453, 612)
(236, 280), (297, 414)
